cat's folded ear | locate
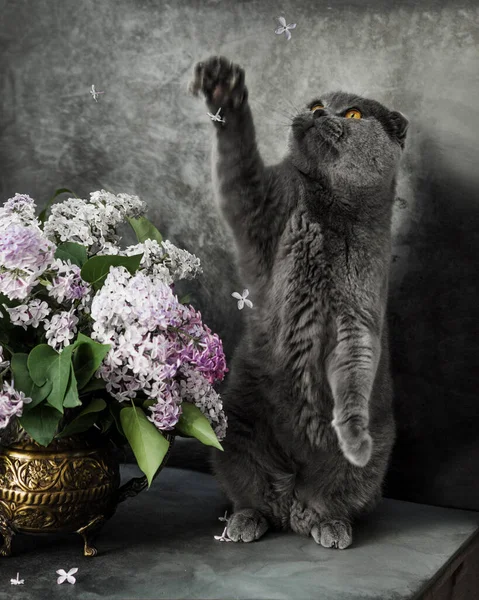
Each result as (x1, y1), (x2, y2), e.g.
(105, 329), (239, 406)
(388, 111), (409, 148)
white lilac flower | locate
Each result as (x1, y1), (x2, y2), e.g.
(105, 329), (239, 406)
(10, 573), (24, 585)
(56, 568), (78, 585)
(0, 224), (55, 300)
(0, 193), (37, 227)
(43, 190), (145, 252)
(101, 238), (202, 285)
(5, 299), (50, 330)
(275, 16), (297, 40)
(0, 381), (32, 429)
(44, 310), (79, 350)
(232, 289), (253, 310)
(207, 107), (226, 124)
(90, 84), (104, 101)
(0, 346), (9, 370)
(160, 240), (202, 280)
(46, 259), (91, 306)
(214, 526), (232, 542)
(178, 365), (227, 440)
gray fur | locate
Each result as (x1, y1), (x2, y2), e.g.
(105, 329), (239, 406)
(189, 56), (408, 549)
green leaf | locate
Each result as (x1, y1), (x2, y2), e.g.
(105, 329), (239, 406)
(19, 404), (62, 446)
(10, 353), (52, 410)
(80, 378), (106, 395)
(54, 242), (88, 267)
(127, 216), (163, 244)
(179, 294), (191, 304)
(63, 365), (81, 408)
(57, 397), (107, 438)
(120, 406), (169, 487)
(109, 404), (125, 436)
(175, 402), (223, 451)
(27, 344), (76, 413)
(80, 254), (143, 290)
(72, 333), (110, 390)
(39, 188), (78, 224)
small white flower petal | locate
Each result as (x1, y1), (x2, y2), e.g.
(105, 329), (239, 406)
(244, 299), (253, 309)
(57, 575), (67, 585)
(67, 568), (79, 576)
(287, 23), (297, 29)
(237, 300), (244, 310)
(285, 29), (292, 41)
(242, 289), (249, 298)
(231, 292), (242, 300)
(275, 26), (285, 34)
(278, 16), (287, 27)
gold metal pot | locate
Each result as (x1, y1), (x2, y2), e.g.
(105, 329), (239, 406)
(0, 429), (174, 557)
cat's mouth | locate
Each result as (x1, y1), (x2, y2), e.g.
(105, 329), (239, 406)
(292, 115), (344, 146)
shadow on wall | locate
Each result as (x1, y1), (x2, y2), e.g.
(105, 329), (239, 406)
(386, 125), (479, 510)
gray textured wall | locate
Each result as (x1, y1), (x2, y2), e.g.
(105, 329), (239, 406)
(1, 0), (478, 510)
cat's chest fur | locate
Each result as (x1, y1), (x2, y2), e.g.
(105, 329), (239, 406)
(267, 208), (355, 446)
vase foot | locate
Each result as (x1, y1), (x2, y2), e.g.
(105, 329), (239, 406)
(77, 515), (106, 557)
(0, 514), (14, 557)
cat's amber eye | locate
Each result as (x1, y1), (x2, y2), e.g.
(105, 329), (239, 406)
(345, 109), (362, 119)
(310, 104), (324, 112)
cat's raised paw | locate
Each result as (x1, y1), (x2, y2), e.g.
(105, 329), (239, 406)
(188, 56), (247, 110)
(332, 414), (373, 467)
(226, 509), (269, 543)
(311, 519), (352, 549)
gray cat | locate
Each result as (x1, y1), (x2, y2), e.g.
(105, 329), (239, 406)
(189, 56), (408, 549)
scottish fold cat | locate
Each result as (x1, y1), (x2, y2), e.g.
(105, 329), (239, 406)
(189, 56), (408, 549)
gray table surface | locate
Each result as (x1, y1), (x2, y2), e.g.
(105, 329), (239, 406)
(1, 464), (479, 600)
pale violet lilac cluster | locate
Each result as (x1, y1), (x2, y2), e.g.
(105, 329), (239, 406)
(91, 267), (227, 438)
(0, 222), (55, 300)
(0, 380), (32, 429)
(44, 309), (79, 350)
(43, 190), (145, 252)
(5, 299), (50, 330)
(46, 259), (91, 307)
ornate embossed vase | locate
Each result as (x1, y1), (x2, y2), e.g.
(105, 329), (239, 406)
(0, 429), (174, 557)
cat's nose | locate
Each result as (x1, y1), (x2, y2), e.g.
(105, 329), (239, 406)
(312, 108), (327, 119)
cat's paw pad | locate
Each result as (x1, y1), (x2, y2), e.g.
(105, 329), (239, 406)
(226, 509), (269, 543)
(332, 414), (373, 467)
(311, 519), (352, 549)
(188, 56), (247, 109)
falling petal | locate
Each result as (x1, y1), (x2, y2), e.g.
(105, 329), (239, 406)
(237, 300), (244, 310)
(275, 26), (285, 34)
(285, 29), (292, 41)
(278, 16), (287, 27)
(57, 575), (67, 585)
(232, 292), (242, 300)
(244, 299), (253, 309)
(242, 289), (249, 298)
(287, 23), (297, 29)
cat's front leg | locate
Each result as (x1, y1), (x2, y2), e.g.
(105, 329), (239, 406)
(189, 57), (271, 268)
(326, 315), (381, 467)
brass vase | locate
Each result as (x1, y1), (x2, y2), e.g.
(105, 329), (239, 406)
(0, 428), (174, 557)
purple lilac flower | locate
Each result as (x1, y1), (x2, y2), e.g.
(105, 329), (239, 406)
(0, 381), (32, 429)
(44, 310), (79, 350)
(0, 224), (55, 300)
(147, 381), (182, 431)
(46, 259), (91, 305)
(6, 299), (50, 330)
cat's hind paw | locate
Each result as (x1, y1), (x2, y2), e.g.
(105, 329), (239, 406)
(226, 509), (269, 543)
(311, 519), (352, 550)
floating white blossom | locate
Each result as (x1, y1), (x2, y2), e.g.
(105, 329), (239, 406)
(232, 289), (253, 310)
(275, 16), (297, 41)
(90, 85), (104, 102)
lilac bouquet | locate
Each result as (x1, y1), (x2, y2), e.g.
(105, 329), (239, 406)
(0, 190), (227, 484)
